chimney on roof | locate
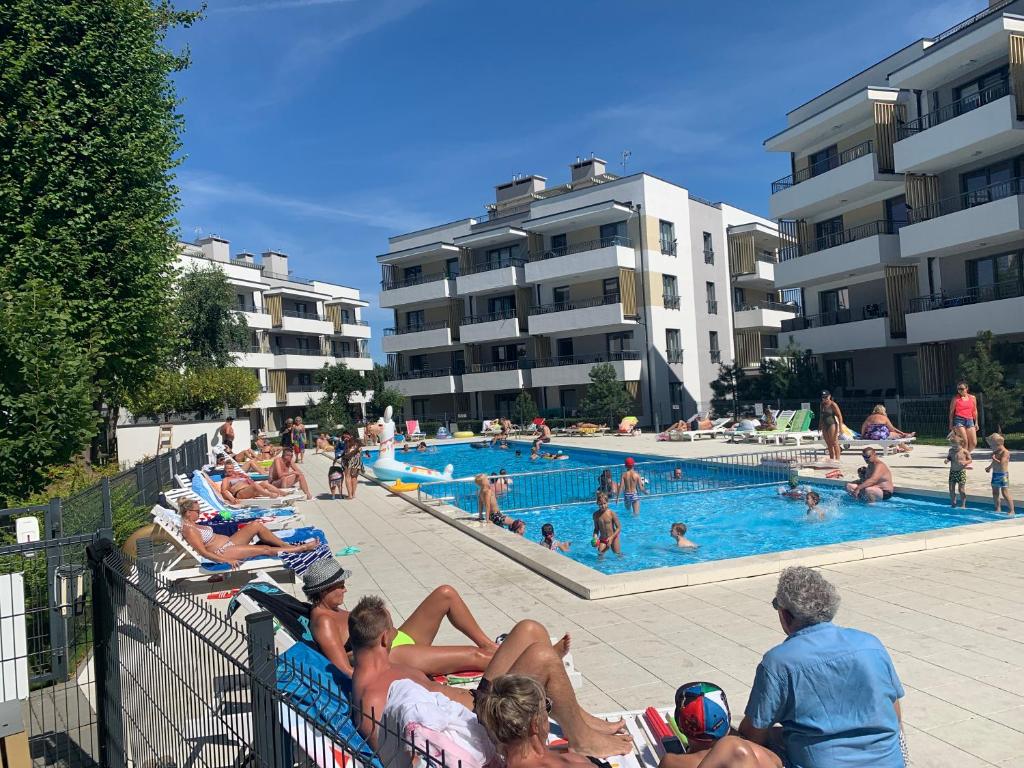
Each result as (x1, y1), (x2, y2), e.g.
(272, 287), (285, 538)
(197, 234), (230, 263)
(234, 251), (255, 266)
(262, 250), (288, 277)
(495, 174), (546, 203)
(570, 156), (608, 183)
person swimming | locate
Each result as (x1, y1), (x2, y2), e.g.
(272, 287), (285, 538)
(805, 490), (824, 520)
(540, 523), (570, 552)
(669, 522), (698, 549)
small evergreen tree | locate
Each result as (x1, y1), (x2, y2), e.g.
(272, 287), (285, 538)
(709, 363), (748, 420)
(959, 331), (1024, 432)
(580, 363), (634, 424)
(511, 390), (539, 426)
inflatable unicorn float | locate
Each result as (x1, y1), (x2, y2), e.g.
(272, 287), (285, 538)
(368, 406), (453, 484)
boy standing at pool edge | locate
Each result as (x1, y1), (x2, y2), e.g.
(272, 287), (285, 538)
(985, 433), (1014, 517)
(592, 492), (622, 558)
(618, 457), (647, 516)
(944, 433), (972, 508)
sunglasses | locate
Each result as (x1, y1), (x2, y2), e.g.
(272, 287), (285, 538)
(771, 597), (780, 610)
(544, 697), (553, 714)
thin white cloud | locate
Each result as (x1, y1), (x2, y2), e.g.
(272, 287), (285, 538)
(212, 0), (360, 14)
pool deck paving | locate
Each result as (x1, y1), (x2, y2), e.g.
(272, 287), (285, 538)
(243, 437), (1023, 767)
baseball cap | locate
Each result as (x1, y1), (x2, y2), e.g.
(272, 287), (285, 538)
(673, 682), (731, 751)
(624, 457), (635, 468)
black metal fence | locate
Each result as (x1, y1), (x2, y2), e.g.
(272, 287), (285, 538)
(91, 541), (468, 767)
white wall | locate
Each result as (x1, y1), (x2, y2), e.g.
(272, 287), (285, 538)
(117, 418), (251, 467)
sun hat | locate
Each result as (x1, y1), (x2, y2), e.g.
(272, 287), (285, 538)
(625, 457), (635, 468)
(673, 682), (731, 751)
(301, 557), (352, 597)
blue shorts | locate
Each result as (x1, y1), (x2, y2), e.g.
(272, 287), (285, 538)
(992, 471), (1009, 489)
(953, 416), (975, 429)
(623, 491), (639, 505)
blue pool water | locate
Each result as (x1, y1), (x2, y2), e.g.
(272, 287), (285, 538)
(398, 443), (1003, 575)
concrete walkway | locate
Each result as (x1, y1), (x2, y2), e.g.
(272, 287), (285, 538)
(246, 440), (1024, 768)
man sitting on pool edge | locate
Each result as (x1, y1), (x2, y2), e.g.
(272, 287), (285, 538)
(845, 447), (895, 503)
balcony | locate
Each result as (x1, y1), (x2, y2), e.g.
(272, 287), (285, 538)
(337, 320), (372, 339)
(709, 350), (722, 364)
(284, 387), (325, 408)
(775, 220), (902, 288)
(733, 301), (800, 331)
(333, 354), (374, 371)
(899, 178), (1024, 259)
(530, 351), (642, 388)
(895, 84), (1021, 174)
(381, 321), (453, 353)
(733, 253), (776, 288)
(527, 293), (638, 335)
(769, 142), (901, 220)
(906, 278), (1024, 344)
(387, 368), (457, 396)
(707, 300), (718, 315)
(233, 305), (272, 330)
(780, 308), (890, 355)
(277, 309), (334, 335)
(703, 249), (715, 265)
(272, 347), (334, 370)
(455, 257), (527, 295)
(663, 295), (681, 310)
(379, 272), (454, 308)
(524, 237), (635, 283)
(666, 349), (684, 364)
(462, 361), (528, 392)
(232, 346), (275, 370)
(460, 310), (523, 343)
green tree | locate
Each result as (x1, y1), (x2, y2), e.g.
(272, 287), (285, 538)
(959, 331), (1024, 432)
(580, 363), (634, 424)
(370, 387), (406, 419)
(125, 368), (260, 420)
(0, 0), (202, 460)
(175, 265), (249, 368)
(709, 363), (749, 420)
(0, 281), (101, 503)
(307, 363), (367, 429)
(511, 390), (539, 426)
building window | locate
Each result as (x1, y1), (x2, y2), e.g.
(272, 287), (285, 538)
(663, 275), (679, 309)
(487, 294), (515, 315)
(709, 331), (720, 364)
(411, 398), (429, 418)
(403, 264), (422, 282)
(552, 286), (570, 305)
(237, 293), (247, 310)
(408, 354), (425, 371)
(826, 358), (854, 390)
(669, 382), (684, 413)
(706, 282), (717, 314)
(445, 257), (460, 278)
(733, 286), (746, 308)
(602, 277), (620, 300)
(298, 373), (312, 386)
(340, 308), (351, 322)
(599, 221), (627, 246)
(818, 287), (849, 317)
(961, 158), (1017, 207)
(405, 309), (425, 329)
(607, 331), (634, 356)
(702, 232), (714, 263)
(559, 389), (578, 414)
(885, 195), (909, 230)
(967, 252), (1022, 296)
(486, 245), (519, 269)
(550, 234), (567, 256)
(556, 338), (574, 358)
(814, 216), (844, 250)
(953, 65), (1009, 112)
(659, 220), (676, 255)
(665, 329), (682, 363)
(808, 144), (838, 177)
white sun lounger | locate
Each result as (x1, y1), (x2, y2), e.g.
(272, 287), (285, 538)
(678, 417), (733, 441)
(840, 437), (916, 455)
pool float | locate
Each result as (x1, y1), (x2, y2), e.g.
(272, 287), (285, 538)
(435, 427), (451, 439)
(453, 431), (474, 438)
(390, 480), (420, 492)
(370, 407), (453, 484)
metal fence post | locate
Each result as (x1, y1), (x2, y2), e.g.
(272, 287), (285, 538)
(100, 477), (113, 539)
(44, 498), (69, 682)
(135, 538), (160, 644)
(977, 393), (986, 434)
(88, 538), (125, 768)
(246, 611), (287, 767)
(134, 461), (146, 506)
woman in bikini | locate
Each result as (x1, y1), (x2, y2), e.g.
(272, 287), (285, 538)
(215, 465), (287, 504)
(177, 499), (317, 568)
(819, 390), (844, 461)
(948, 381), (979, 454)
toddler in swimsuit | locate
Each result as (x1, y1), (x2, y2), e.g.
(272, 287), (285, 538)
(985, 433), (1014, 516)
(944, 434), (972, 508)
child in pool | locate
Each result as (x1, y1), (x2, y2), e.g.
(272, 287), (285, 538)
(944, 433), (972, 508)
(669, 522), (698, 549)
(416, 441), (428, 452)
(328, 461), (345, 499)
(540, 523), (570, 552)
(475, 473), (526, 534)
(985, 433), (1015, 517)
(805, 490), (824, 520)
(591, 492), (622, 558)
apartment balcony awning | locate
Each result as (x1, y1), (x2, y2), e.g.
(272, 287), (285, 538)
(325, 296), (369, 308)
(764, 87), (899, 154)
(263, 285), (330, 300)
(453, 226), (528, 248)
(888, 13), (1024, 90)
(521, 200), (633, 234)
(376, 241), (460, 265)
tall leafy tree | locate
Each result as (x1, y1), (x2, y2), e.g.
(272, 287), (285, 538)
(0, 0), (201, 460)
(307, 363), (366, 428)
(580, 363), (634, 424)
(175, 265), (249, 368)
(959, 331), (1024, 432)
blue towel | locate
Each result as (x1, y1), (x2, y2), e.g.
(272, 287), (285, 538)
(199, 527), (327, 573)
(191, 470), (296, 520)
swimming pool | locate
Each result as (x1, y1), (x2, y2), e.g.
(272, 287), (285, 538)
(402, 443), (1005, 575)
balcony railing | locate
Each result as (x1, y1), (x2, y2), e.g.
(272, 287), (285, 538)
(703, 249), (714, 264)
(233, 304), (268, 314)
(771, 140), (874, 194)
(899, 78), (1010, 138)
(528, 235), (632, 262)
(760, 347), (781, 358)
(781, 303), (888, 331)
(460, 257), (526, 276)
(287, 384), (322, 393)
(381, 271), (452, 291)
(660, 240), (677, 256)
(338, 319), (370, 326)
(263, 270), (314, 285)
(909, 277), (1024, 313)
(467, 360), (524, 374)
(462, 309), (517, 325)
(909, 176), (1023, 224)
(231, 345), (265, 354)
(274, 347), (328, 356)
(707, 300), (718, 315)
(382, 320), (450, 336)
(664, 295), (681, 310)
(710, 350), (722, 364)
(390, 367), (454, 380)
(483, 203), (532, 221)
(736, 301), (799, 313)
(779, 219), (899, 262)
(333, 351), (371, 358)
(281, 309), (324, 321)
(529, 293), (623, 316)
(666, 349), (684, 364)
(757, 251), (777, 264)
(533, 350), (642, 368)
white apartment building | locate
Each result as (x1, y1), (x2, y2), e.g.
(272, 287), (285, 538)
(179, 236), (372, 432)
(766, 0), (1024, 397)
(377, 158), (779, 428)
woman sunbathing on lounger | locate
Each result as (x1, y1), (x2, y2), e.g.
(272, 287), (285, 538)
(177, 499), (317, 568)
(860, 405), (914, 453)
(214, 466), (289, 504)
(303, 556), (499, 677)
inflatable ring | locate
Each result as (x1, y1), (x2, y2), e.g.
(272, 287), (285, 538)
(390, 480), (420, 492)
(453, 431), (474, 438)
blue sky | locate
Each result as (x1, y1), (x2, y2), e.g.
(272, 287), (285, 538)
(170, 0), (986, 360)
